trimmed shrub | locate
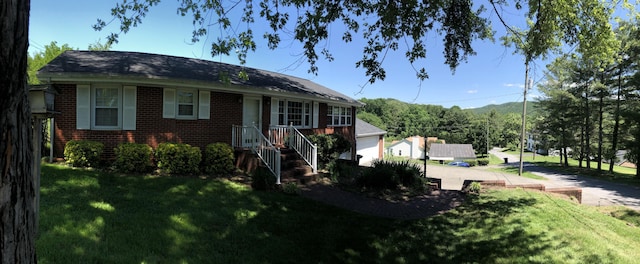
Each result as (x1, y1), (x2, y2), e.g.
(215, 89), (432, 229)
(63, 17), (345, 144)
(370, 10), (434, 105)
(113, 143), (154, 173)
(155, 142), (201, 175)
(307, 133), (352, 170)
(463, 159), (478, 167)
(251, 166), (277, 191)
(329, 159), (360, 184)
(202, 142), (235, 176)
(64, 140), (104, 167)
(358, 165), (398, 190)
(477, 158), (490, 166)
(357, 160), (423, 190)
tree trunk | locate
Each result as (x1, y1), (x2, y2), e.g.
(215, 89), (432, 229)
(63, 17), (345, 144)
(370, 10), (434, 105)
(0, 0), (37, 263)
(610, 67), (622, 173)
(597, 91), (603, 171)
(584, 82), (591, 169)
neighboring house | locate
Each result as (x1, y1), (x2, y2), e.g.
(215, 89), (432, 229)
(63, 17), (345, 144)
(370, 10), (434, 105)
(428, 144), (476, 162)
(340, 118), (387, 166)
(526, 132), (548, 155)
(386, 136), (441, 160)
(37, 50), (363, 166)
(615, 150), (637, 168)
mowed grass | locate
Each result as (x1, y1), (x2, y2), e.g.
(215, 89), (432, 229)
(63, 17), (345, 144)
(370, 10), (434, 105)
(38, 163), (640, 263)
(505, 151), (640, 185)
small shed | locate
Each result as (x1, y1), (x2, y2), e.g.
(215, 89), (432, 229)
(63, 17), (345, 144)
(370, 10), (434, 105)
(428, 144), (476, 162)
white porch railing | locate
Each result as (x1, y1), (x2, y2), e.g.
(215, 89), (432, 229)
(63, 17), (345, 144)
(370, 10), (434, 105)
(232, 125), (281, 184)
(269, 125), (317, 174)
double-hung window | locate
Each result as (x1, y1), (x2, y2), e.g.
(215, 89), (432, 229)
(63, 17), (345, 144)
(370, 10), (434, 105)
(327, 105), (352, 126)
(94, 86), (120, 128)
(177, 89), (196, 118)
(76, 84), (137, 130)
(162, 88), (210, 120)
(272, 99), (316, 128)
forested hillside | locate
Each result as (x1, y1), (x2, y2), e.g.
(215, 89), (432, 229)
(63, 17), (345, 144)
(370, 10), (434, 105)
(468, 101), (538, 115)
(357, 98), (532, 155)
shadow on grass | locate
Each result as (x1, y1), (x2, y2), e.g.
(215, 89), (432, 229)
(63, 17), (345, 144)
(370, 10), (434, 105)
(38, 164), (566, 263)
(344, 195), (555, 263)
(532, 161), (640, 186)
(37, 164), (390, 263)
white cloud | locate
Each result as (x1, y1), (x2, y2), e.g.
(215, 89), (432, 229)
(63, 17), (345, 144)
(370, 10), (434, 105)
(503, 83), (525, 88)
(467, 90), (478, 94)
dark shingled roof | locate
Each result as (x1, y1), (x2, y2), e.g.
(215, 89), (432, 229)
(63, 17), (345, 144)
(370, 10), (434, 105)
(356, 118), (386, 137)
(37, 50), (362, 106)
(429, 144), (476, 159)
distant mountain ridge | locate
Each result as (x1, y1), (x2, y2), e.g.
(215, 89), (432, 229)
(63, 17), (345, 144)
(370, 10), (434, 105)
(467, 101), (538, 115)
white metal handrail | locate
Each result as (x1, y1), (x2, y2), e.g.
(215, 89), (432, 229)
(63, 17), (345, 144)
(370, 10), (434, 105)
(268, 125), (289, 146)
(232, 125), (281, 184)
(288, 126), (318, 173)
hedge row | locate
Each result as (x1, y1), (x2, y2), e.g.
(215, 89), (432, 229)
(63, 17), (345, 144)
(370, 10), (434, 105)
(63, 140), (235, 176)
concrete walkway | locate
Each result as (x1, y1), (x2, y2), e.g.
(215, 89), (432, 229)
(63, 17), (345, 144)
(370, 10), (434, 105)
(424, 148), (640, 210)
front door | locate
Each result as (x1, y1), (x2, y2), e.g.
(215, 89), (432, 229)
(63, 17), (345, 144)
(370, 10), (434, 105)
(242, 96), (262, 147)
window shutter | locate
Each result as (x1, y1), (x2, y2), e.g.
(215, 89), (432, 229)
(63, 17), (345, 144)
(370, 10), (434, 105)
(76, 84), (91, 129)
(270, 98), (279, 126)
(163, 88), (176, 118)
(123, 86), (137, 130)
(198, 90), (210, 119)
(312, 102), (319, 128)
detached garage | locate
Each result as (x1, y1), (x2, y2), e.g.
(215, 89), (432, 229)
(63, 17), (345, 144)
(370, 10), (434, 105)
(340, 118), (387, 166)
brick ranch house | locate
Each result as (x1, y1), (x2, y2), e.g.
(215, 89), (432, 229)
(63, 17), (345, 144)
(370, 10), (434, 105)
(37, 50), (363, 180)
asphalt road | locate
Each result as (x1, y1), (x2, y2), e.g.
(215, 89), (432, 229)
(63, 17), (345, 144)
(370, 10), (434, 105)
(423, 148), (640, 210)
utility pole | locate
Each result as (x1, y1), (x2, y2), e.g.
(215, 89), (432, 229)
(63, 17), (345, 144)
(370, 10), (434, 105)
(518, 60), (529, 176)
(486, 117), (489, 157)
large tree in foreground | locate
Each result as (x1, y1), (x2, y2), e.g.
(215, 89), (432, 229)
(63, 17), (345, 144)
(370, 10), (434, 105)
(95, 0), (619, 85)
(0, 0), (37, 262)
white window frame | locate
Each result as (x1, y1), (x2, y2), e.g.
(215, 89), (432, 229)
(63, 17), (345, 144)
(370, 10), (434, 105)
(273, 99), (314, 128)
(176, 88), (198, 119)
(91, 84), (122, 130)
(163, 88), (210, 120)
(77, 84), (136, 131)
(327, 105), (352, 127)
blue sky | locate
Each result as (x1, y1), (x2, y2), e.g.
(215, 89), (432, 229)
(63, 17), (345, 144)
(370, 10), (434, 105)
(29, 1), (568, 108)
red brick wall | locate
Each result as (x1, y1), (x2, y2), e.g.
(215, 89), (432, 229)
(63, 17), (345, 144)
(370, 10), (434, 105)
(52, 84), (242, 160)
(307, 104), (357, 160)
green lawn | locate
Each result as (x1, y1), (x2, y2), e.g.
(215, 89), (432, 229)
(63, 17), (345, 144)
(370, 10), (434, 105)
(504, 151), (640, 185)
(38, 163), (640, 263)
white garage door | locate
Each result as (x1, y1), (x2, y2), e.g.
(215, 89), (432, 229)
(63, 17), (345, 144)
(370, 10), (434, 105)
(357, 136), (380, 166)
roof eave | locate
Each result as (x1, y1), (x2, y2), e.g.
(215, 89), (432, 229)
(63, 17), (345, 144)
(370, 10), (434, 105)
(38, 72), (363, 107)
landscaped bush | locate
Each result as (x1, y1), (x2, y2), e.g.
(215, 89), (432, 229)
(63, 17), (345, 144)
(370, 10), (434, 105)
(251, 166), (277, 191)
(329, 159), (360, 184)
(477, 158), (490, 166)
(113, 143), (154, 173)
(357, 160), (424, 190)
(155, 142), (201, 175)
(464, 159), (478, 167)
(64, 140), (104, 167)
(202, 142), (235, 176)
(307, 133), (352, 170)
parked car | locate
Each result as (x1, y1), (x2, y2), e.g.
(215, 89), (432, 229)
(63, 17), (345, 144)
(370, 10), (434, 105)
(448, 161), (470, 167)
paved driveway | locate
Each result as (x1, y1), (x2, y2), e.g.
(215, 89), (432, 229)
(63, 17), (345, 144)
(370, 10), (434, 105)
(424, 149), (640, 210)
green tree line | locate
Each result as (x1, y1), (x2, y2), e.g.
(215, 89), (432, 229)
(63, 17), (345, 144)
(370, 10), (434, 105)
(535, 20), (640, 177)
(357, 98), (534, 156)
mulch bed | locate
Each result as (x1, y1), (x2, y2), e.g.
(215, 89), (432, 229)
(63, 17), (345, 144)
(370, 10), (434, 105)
(226, 173), (466, 220)
(298, 181), (466, 220)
